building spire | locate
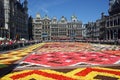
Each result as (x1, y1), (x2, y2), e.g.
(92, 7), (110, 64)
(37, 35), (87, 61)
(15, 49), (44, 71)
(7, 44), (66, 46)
(71, 14), (78, 22)
(23, 0), (28, 14)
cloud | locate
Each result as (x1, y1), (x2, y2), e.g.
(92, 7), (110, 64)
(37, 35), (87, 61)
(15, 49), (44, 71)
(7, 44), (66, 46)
(28, 0), (71, 15)
(28, 9), (32, 14)
(41, 7), (49, 14)
(38, 0), (70, 14)
(42, 0), (69, 8)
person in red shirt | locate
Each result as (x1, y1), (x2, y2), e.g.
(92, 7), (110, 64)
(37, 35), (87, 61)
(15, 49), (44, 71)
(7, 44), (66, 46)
(0, 41), (2, 45)
(9, 40), (13, 45)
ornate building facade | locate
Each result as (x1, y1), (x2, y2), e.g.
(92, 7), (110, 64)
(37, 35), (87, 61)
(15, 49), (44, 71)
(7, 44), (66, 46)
(85, 21), (100, 40)
(42, 15), (51, 41)
(28, 16), (33, 40)
(32, 13), (82, 41)
(67, 15), (83, 40)
(100, 0), (120, 40)
(0, 0), (5, 38)
(51, 17), (58, 40)
(85, 0), (120, 42)
(57, 16), (68, 40)
(0, 0), (28, 40)
(32, 13), (42, 40)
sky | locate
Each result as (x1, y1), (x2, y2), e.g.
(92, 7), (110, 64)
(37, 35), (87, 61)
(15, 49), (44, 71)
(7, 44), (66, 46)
(21, 0), (109, 24)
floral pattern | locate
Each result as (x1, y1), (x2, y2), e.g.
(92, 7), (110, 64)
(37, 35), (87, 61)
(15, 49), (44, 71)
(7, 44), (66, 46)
(1, 42), (120, 80)
(0, 43), (45, 68)
(103, 50), (120, 56)
(23, 52), (120, 67)
(19, 42), (120, 67)
(1, 67), (120, 80)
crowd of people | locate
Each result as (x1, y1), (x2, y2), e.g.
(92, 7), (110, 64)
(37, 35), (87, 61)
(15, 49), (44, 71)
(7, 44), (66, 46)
(0, 39), (41, 51)
(0, 38), (120, 52)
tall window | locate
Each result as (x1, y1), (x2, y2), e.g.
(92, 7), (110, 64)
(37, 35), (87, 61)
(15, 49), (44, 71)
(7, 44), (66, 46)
(118, 18), (120, 25)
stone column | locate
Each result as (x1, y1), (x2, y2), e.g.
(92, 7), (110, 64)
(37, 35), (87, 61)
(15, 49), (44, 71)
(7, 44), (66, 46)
(116, 29), (118, 39)
(105, 30), (108, 40)
(113, 30), (115, 40)
(109, 30), (111, 40)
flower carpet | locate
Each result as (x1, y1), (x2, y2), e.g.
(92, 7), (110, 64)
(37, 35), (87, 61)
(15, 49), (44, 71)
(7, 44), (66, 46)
(0, 43), (45, 76)
(1, 67), (120, 80)
(14, 42), (120, 69)
(103, 50), (120, 56)
(22, 52), (120, 67)
(0, 43), (44, 65)
(36, 42), (91, 53)
(0, 42), (120, 80)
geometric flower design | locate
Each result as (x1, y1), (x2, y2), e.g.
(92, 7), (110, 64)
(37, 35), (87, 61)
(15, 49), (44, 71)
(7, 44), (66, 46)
(1, 67), (120, 80)
(68, 67), (120, 79)
(1, 70), (77, 80)
(19, 42), (120, 68)
(1, 42), (120, 80)
(36, 42), (91, 53)
(74, 67), (120, 80)
(23, 51), (120, 67)
(103, 50), (120, 56)
(0, 43), (45, 69)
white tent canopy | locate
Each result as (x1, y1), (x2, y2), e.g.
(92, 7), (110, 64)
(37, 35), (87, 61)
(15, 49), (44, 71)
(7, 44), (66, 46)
(0, 37), (5, 41)
(20, 38), (26, 41)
